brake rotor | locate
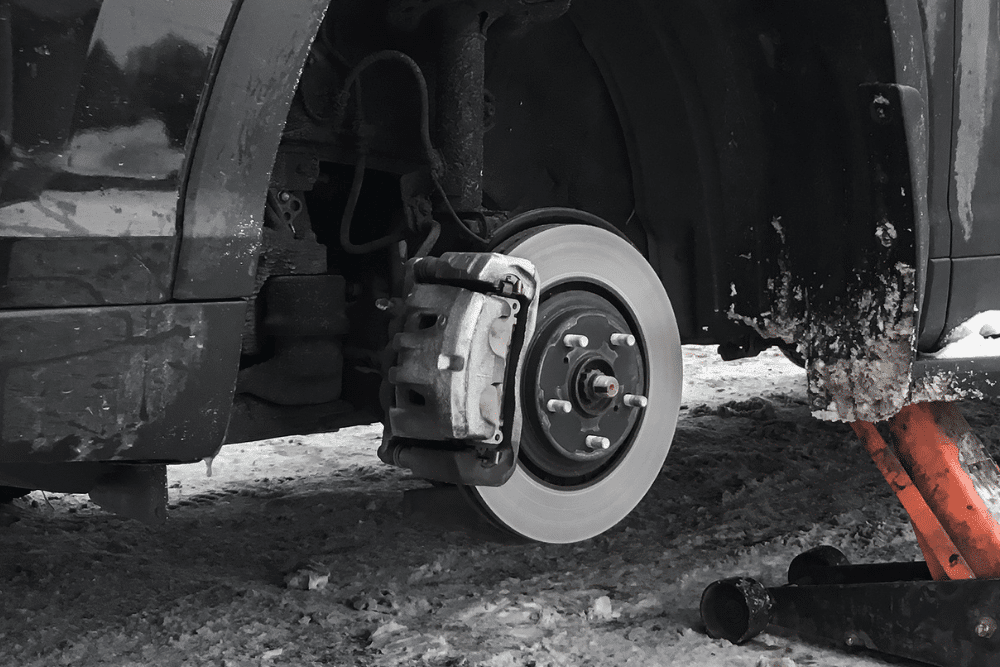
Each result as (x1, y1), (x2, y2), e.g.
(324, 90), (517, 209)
(464, 223), (682, 543)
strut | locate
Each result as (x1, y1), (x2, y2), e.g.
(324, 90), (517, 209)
(701, 401), (1000, 666)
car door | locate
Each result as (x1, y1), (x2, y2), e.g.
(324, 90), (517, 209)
(940, 0), (1000, 338)
(0, 0), (235, 309)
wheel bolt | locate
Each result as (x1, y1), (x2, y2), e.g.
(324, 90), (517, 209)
(546, 399), (573, 414)
(585, 435), (611, 450)
(563, 334), (589, 348)
(610, 332), (636, 347)
(590, 374), (619, 397)
(623, 393), (648, 408)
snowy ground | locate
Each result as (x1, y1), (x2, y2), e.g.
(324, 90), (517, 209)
(5, 346), (999, 666)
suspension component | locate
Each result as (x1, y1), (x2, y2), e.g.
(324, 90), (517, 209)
(386, 0), (572, 212)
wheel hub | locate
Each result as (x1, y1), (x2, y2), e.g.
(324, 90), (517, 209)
(521, 289), (647, 480)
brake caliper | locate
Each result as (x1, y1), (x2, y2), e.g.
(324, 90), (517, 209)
(379, 252), (539, 486)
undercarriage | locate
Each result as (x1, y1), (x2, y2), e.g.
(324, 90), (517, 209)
(223, 0), (690, 543)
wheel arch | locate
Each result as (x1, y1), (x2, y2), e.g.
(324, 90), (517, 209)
(564, 0), (917, 371)
(173, 0), (332, 300)
(568, 0), (743, 346)
(484, 1), (778, 345)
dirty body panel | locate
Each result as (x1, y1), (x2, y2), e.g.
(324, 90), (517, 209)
(0, 0), (237, 309)
(671, 1), (922, 421)
(0, 302), (243, 465)
(941, 0), (1000, 339)
(717, 0), (1000, 417)
(0, 0), (334, 473)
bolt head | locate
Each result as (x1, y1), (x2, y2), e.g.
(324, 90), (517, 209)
(976, 616), (997, 638)
(501, 275), (523, 296)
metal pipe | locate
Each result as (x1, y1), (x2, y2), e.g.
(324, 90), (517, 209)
(851, 420), (973, 580)
(889, 402), (1000, 578)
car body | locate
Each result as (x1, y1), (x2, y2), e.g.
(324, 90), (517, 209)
(1, 0), (997, 541)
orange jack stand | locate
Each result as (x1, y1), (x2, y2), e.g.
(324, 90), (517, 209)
(853, 401), (1000, 580)
(701, 401), (1000, 665)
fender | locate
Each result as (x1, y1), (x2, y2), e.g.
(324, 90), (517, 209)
(0, 0), (330, 472)
(174, 0), (330, 299)
(0, 0), (234, 308)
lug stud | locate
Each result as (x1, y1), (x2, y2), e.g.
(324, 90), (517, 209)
(546, 399), (573, 414)
(585, 435), (611, 450)
(610, 332), (636, 347)
(563, 334), (589, 348)
(623, 393), (648, 408)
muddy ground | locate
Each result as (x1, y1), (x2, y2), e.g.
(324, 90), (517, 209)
(4, 346), (999, 667)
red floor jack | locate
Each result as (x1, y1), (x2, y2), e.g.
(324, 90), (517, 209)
(700, 402), (1000, 666)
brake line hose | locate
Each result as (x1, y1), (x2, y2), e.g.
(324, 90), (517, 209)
(332, 50), (487, 254)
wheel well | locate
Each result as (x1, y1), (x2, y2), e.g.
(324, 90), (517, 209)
(490, 0), (901, 356)
(232, 0), (904, 440)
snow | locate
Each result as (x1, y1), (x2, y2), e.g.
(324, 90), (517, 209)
(927, 310), (1000, 359)
(5, 346), (996, 666)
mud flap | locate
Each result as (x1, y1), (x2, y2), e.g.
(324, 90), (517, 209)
(90, 464), (168, 525)
(727, 83), (923, 423)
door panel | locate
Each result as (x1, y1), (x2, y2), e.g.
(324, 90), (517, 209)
(0, 0), (235, 308)
(950, 0), (1000, 257)
(941, 0), (1000, 339)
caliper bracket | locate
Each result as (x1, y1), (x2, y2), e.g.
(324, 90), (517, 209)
(379, 252), (538, 486)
